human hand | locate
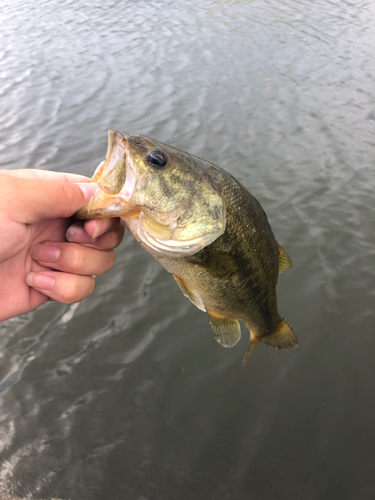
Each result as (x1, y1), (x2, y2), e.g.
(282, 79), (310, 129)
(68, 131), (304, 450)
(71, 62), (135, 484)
(0, 169), (125, 322)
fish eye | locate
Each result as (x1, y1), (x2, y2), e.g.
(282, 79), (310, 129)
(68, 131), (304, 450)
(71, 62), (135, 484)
(146, 150), (168, 169)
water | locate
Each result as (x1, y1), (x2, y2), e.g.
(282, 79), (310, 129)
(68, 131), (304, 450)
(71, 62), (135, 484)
(1, 0), (374, 498)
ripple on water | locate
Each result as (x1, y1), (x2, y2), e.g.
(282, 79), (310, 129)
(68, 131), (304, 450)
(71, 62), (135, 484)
(1, 0), (375, 498)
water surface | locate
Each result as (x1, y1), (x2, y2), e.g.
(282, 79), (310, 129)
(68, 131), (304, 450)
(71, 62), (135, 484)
(1, 0), (374, 498)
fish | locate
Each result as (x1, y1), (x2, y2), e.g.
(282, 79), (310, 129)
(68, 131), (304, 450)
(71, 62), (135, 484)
(76, 130), (298, 364)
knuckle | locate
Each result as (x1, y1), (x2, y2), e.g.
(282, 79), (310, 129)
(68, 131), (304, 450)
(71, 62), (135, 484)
(107, 250), (115, 270)
(114, 223), (126, 248)
(61, 276), (95, 303)
(50, 180), (78, 217)
(62, 279), (79, 304)
(95, 250), (115, 275)
(79, 277), (95, 300)
(70, 245), (84, 269)
(88, 277), (95, 296)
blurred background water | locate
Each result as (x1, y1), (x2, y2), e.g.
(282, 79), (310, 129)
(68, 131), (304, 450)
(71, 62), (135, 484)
(0, 0), (374, 498)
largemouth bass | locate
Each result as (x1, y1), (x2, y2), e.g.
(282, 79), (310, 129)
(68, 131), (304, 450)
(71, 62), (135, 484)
(76, 130), (298, 364)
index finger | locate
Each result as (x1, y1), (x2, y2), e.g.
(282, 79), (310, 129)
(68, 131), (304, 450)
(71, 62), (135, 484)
(0, 169), (90, 183)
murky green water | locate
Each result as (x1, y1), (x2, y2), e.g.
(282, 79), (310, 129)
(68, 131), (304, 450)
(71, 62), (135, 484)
(1, 0), (374, 498)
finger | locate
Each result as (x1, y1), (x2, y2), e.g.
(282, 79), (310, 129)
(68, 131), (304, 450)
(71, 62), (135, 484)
(66, 220), (125, 250)
(84, 218), (118, 239)
(32, 242), (115, 276)
(26, 271), (95, 304)
(0, 169), (90, 183)
(1, 175), (97, 223)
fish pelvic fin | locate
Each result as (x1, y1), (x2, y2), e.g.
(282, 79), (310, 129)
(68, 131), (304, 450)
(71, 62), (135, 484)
(172, 275), (206, 312)
(276, 242), (293, 274)
(207, 310), (241, 348)
(262, 318), (299, 350)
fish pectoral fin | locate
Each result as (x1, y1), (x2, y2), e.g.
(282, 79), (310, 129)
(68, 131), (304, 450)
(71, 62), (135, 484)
(262, 318), (299, 350)
(188, 249), (244, 279)
(172, 275), (206, 312)
(276, 241), (293, 273)
(207, 310), (241, 348)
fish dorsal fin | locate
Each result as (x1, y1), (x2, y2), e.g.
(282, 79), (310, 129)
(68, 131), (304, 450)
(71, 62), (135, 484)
(207, 310), (241, 348)
(262, 318), (299, 350)
(277, 242), (293, 274)
(172, 275), (206, 312)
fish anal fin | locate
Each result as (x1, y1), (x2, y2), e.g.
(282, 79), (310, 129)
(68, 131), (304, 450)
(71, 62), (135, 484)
(243, 329), (262, 365)
(262, 318), (299, 350)
(172, 275), (206, 312)
(207, 310), (241, 348)
(276, 242), (293, 274)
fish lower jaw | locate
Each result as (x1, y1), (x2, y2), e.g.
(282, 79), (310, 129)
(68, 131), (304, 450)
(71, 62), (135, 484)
(76, 189), (133, 219)
(123, 216), (215, 259)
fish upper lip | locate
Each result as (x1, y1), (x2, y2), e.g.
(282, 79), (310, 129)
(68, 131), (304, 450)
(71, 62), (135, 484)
(96, 130), (128, 195)
(75, 130), (132, 219)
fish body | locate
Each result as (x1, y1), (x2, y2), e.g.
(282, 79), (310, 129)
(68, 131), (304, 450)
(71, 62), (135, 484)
(76, 131), (298, 364)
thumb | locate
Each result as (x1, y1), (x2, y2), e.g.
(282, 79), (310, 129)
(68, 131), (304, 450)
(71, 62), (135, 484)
(1, 175), (97, 224)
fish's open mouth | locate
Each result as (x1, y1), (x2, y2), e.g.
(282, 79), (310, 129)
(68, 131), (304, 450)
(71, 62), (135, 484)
(75, 130), (137, 219)
(96, 130), (127, 195)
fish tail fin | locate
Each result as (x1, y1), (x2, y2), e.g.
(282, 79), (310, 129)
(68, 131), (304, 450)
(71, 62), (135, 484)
(262, 318), (299, 351)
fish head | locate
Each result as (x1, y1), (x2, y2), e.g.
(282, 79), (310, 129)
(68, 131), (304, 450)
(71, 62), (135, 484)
(76, 130), (225, 257)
